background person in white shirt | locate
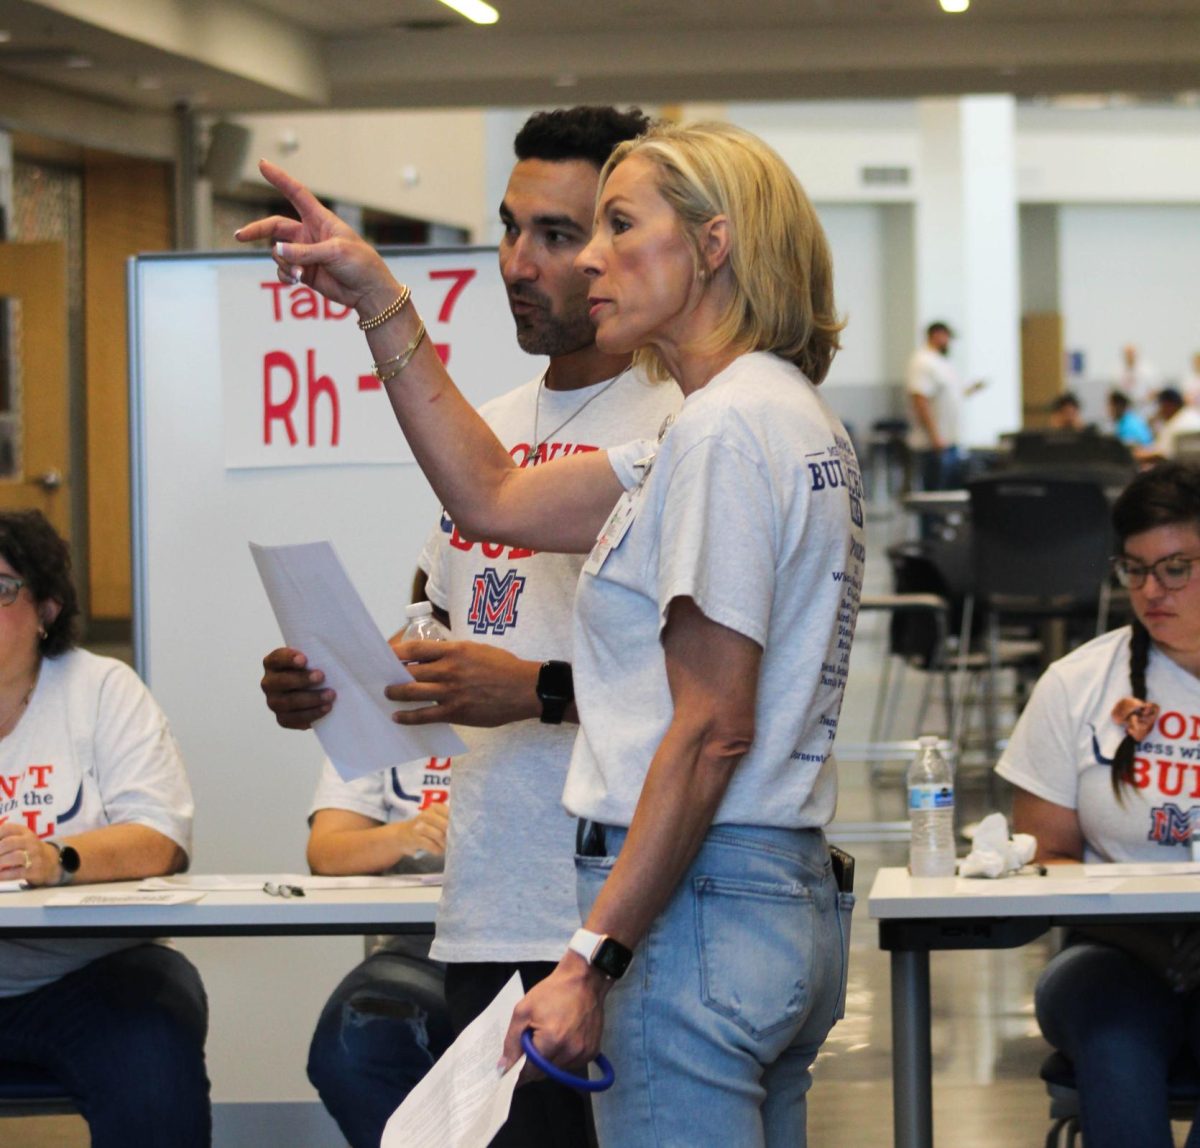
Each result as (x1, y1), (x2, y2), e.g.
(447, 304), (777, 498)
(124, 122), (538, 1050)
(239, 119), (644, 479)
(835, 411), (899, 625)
(1139, 387), (1200, 462)
(906, 320), (984, 491)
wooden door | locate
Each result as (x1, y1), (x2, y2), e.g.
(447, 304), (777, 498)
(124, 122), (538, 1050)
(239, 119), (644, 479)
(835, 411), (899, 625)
(0, 241), (69, 537)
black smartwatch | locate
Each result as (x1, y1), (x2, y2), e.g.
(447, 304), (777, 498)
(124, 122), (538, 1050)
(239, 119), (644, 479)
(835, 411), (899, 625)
(568, 928), (634, 980)
(49, 841), (80, 885)
(536, 660), (574, 725)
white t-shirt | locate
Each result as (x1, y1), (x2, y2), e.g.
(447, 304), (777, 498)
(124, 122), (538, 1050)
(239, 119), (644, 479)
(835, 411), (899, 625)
(309, 754), (448, 875)
(996, 627), (1200, 862)
(906, 344), (961, 450)
(0, 649), (193, 996)
(1152, 405), (1200, 458)
(419, 368), (681, 963)
(564, 351), (866, 829)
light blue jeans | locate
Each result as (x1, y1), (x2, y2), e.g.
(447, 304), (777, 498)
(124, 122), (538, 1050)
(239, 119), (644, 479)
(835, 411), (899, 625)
(577, 823), (852, 1148)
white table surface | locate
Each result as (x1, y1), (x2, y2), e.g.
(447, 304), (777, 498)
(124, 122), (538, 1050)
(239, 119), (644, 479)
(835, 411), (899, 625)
(869, 864), (1200, 919)
(0, 877), (440, 936)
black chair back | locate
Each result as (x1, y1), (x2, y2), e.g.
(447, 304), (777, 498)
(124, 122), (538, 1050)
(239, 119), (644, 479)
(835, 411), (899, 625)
(968, 475), (1113, 610)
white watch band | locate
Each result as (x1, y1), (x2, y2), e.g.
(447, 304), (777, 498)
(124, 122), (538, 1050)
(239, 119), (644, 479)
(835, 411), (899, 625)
(568, 927), (604, 965)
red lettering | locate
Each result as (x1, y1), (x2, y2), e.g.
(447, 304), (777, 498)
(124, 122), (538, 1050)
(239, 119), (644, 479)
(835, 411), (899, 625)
(27, 765), (52, 789)
(428, 269), (477, 322)
(572, 444), (600, 454)
(20, 810), (53, 838)
(481, 541), (504, 559)
(1160, 711), (1187, 739)
(323, 299), (352, 320)
(263, 351), (299, 446)
(0, 774), (18, 800)
(511, 443), (533, 467)
(306, 351), (340, 447)
(507, 547), (535, 561)
(434, 343), (450, 365)
(1158, 758), (1187, 797)
(449, 525), (474, 552)
(261, 281), (288, 321)
(1132, 756), (1151, 788)
(291, 287), (320, 320)
(418, 789), (449, 811)
(425, 757), (452, 773)
(1192, 715), (1200, 740)
(1189, 764), (1200, 799)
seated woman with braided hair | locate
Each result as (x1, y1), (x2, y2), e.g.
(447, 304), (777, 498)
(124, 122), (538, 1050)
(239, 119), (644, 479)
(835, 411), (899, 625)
(996, 460), (1200, 1148)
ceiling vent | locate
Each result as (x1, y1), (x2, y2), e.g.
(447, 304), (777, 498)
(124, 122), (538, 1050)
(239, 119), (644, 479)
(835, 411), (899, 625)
(861, 165), (911, 187)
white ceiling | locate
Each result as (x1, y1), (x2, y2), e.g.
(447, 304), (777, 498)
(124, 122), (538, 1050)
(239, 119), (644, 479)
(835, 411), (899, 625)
(0, 0), (1198, 114)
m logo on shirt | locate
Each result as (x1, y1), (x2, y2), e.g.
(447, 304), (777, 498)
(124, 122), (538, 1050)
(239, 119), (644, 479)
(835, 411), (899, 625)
(467, 568), (527, 635)
(1149, 802), (1197, 847)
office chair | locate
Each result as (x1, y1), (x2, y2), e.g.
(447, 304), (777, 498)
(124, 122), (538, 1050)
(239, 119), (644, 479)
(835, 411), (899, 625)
(966, 475), (1114, 764)
(1041, 1049), (1200, 1148)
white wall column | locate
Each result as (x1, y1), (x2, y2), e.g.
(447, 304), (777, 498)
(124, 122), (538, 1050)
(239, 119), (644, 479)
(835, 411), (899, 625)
(915, 96), (1021, 445)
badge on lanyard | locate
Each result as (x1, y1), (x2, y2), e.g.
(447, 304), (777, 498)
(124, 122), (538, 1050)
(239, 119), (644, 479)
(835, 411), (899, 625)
(583, 450), (658, 577)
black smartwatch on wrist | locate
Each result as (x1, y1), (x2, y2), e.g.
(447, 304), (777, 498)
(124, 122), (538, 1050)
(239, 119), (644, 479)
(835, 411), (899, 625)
(49, 841), (80, 886)
(568, 928), (634, 980)
(536, 660), (574, 725)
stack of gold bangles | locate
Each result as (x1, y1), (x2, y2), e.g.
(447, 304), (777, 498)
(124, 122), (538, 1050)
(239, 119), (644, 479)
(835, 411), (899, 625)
(358, 284), (428, 383)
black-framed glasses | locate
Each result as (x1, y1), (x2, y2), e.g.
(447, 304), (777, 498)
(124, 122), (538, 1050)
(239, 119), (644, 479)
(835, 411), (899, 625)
(1111, 553), (1200, 591)
(0, 574), (24, 607)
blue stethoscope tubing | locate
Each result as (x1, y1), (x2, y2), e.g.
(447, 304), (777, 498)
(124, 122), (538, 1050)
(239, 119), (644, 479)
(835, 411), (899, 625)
(520, 1029), (615, 1092)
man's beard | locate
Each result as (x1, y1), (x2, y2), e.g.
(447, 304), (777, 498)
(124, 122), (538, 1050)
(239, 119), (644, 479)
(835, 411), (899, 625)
(510, 291), (595, 358)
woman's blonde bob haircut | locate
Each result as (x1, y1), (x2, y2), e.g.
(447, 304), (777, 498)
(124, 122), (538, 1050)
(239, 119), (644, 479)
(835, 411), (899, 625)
(599, 121), (844, 385)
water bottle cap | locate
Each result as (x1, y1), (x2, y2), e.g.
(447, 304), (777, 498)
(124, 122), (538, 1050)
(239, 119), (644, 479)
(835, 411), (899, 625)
(405, 601), (434, 620)
(918, 735), (940, 748)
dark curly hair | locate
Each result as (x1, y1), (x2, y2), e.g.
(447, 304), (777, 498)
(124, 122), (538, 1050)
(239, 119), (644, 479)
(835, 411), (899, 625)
(514, 106), (651, 170)
(0, 510), (80, 658)
(1108, 462), (1200, 792)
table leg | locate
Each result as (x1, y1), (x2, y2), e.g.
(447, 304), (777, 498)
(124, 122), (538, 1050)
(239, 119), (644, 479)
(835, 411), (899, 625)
(891, 948), (933, 1148)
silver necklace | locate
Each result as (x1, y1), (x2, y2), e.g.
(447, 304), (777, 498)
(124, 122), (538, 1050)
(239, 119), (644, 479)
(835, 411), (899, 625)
(0, 666), (38, 739)
(530, 365), (631, 462)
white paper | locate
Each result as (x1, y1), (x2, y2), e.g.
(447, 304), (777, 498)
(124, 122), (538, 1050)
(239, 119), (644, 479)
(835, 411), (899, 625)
(0, 880), (26, 893)
(45, 890), (206, 907)
(1082, 862), (1200, 878)
(382, 971), (526, 1148)
(250, 541), (466, 779)
(140, 873), (441, 892)
(953, 877), (1123, 896)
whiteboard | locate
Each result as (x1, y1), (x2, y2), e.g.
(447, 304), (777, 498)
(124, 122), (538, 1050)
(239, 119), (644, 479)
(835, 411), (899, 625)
(127, 249), (540, 1121)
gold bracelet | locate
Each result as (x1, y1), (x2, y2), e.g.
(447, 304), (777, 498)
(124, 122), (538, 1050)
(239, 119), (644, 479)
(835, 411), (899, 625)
(357, 284), (412, 331)
(373, 320), (427, 383)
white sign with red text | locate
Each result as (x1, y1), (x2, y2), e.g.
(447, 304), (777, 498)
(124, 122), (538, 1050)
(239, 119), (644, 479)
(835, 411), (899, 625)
(220, 248), (535, 469)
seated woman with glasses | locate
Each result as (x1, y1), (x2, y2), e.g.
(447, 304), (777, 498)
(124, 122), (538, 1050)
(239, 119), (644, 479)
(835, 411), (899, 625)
(996, 461), (1200, 1148)
(0, 510), (209, 1148)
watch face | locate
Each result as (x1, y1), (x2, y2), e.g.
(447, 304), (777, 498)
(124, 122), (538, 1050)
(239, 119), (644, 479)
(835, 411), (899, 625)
(593, 938), (633, 979)
(537, 660), (573, 704)
(60, 845), (81, 874)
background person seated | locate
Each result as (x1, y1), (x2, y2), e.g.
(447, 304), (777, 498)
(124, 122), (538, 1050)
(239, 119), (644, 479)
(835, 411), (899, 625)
(1049, 391), (1088, 432)
(1108, 388), (1154, 447)
(1139, 387), (1200, 462)
(996, 462), (1200, 1148)
(0, 510), (209, 1148)
(304, 746), (452, 1148)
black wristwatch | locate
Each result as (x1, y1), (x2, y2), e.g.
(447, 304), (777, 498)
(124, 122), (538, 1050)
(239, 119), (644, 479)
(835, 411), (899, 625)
(568, 928), (634, 980)
(49, 841), (80, 885)
(536, 660), (574, 725)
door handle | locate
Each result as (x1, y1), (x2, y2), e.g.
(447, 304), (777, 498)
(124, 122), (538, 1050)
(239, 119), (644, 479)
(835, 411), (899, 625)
(32, 469), (64, 491)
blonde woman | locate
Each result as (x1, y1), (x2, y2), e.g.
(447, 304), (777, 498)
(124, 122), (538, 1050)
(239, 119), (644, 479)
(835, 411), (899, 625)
(239, 121), (862, 1146)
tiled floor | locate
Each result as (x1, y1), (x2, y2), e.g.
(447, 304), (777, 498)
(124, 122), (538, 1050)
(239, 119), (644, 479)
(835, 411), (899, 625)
(4, 506), (1192, 1145)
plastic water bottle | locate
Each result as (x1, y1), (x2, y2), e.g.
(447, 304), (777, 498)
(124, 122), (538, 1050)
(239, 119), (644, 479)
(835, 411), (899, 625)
(907, 735), (956, 877)
(400, 600), (450, 643)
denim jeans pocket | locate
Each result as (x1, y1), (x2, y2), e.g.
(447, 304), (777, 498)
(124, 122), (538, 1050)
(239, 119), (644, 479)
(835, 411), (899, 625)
(833, 891), (855, 1022)
(695, 875), (815, 1041)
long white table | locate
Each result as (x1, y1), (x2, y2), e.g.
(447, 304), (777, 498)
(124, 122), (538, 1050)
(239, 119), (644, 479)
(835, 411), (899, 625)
(0, 879), (440, 938)
(868, 865), (1200, 1148)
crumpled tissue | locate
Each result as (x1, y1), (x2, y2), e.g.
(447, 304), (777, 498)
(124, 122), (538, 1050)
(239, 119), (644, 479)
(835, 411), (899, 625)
(958, 812), (1037, 878)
